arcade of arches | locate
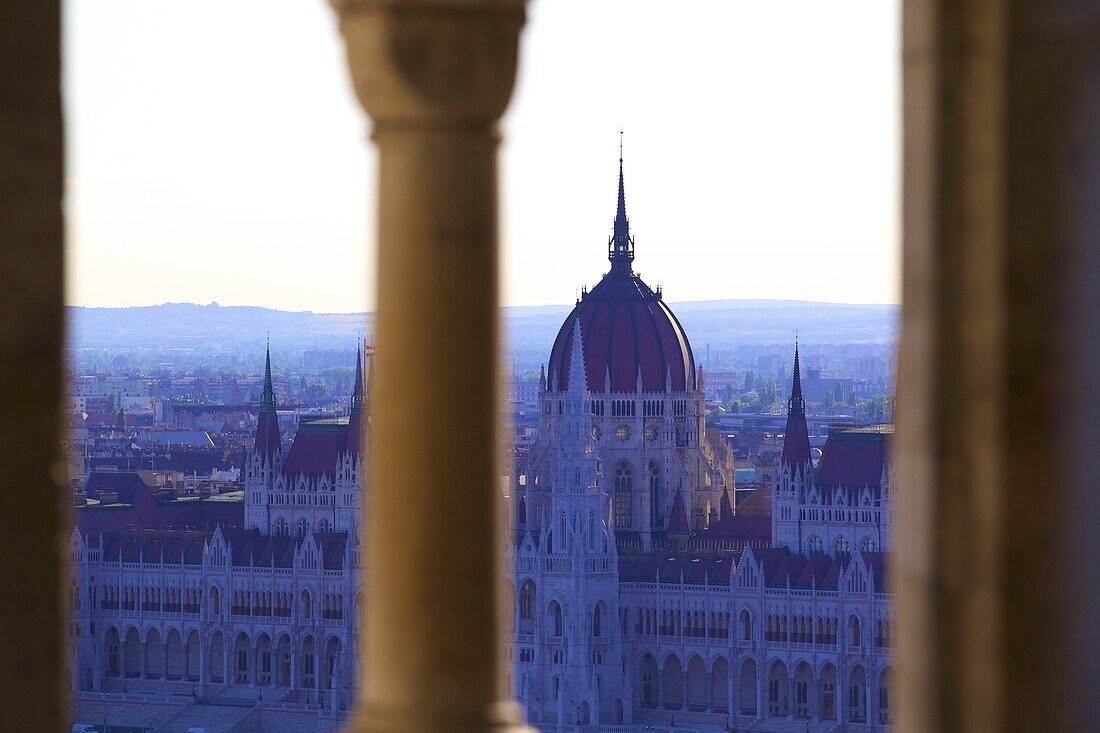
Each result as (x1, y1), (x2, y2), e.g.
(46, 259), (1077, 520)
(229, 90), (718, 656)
(637, 652), (893, 725)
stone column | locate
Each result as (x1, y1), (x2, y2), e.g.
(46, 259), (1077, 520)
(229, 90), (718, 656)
(897, 1), (1100, 733)
(0, 4), (64, 732)
(811, 673), (819, 720)
(331, 2), (530, 733)
(162, 641), (169, 679)
(787, 674), (794, 718)
(140, 641), (148, 679)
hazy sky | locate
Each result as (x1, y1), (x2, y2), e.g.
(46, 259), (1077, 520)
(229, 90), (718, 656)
(64, 0), (900, 312)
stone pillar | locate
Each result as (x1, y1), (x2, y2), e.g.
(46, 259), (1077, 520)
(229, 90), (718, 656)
(0, 4), (64, 731)
(897, 1), (1100, 733)
(705, 670), (713, 712)
(140, 641), (148, 679)
(811, 674), (819, 720)
(787, 674), (794, 718)
(330, 2), (530, 732)
(727, 662), (737, 724)
(162, 641), (169, 679)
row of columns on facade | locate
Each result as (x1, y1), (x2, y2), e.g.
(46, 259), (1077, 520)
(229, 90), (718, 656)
(104, 637), (354, 695)
(642, 663), (890, 725)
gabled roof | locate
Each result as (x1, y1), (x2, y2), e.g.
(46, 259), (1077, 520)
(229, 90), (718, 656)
(98, 529), (208, 565)
(749, 546), (847, 591)
(860, 551), (891, 592)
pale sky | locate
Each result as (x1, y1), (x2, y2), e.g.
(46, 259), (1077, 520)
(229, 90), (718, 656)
(64, 0), (900, 313)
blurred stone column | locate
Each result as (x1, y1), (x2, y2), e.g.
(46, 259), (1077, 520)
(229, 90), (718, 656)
(0, 0), (64, 730)
(330, 1), (530, 732)
(897, 0), (1100, 732)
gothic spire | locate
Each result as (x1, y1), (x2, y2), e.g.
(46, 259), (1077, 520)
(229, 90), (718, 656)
(609, 131), (634, 269)
(788, 339), (806, 416)
(781, 339), (812, 472)
(351, 340), (364, 412)
(261, 338), (276, 412)
(365, 346), (374, 415)
(566, 316), (589, 395)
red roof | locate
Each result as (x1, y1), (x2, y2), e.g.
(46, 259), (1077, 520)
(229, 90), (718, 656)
(283, 419), (350, 479)
(816, 426), (892, 492)
(618, 550), (738, 586)
(254, 410), (281, 460)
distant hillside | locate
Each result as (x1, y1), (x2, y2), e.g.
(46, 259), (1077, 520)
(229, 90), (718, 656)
(67, 300), (897, 367)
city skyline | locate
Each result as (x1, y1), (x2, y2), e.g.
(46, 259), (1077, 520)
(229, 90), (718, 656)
(64, 0), (901, 312)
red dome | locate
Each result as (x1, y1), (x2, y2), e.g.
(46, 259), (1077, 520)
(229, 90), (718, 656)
(546, 148), (696, 394)
(547, 268), (696, 394)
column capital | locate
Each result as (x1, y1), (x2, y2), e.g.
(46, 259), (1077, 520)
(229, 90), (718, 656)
(330, 0), (525, 130)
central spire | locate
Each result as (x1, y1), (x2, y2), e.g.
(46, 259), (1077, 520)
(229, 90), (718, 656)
(609, 130), (634, 270)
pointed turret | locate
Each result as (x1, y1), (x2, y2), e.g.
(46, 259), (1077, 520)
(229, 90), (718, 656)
(667, 489), (690, 534)
(608, 132), (635, 270)
(719, 488), (734, 521)
(538, 364), (547, 392)
(351, 341), (364, 413)
(260, 339), (276, 412)
(781, 341), (812, 472)
(566, 317), (588, 395)
(365, 346), (374, 416)
(347, 341), (365, 459)
(253, 342), (281, 461)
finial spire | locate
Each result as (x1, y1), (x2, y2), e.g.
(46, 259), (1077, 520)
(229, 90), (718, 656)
(261, 338), (276, 411)
(609, 131), (634, 269)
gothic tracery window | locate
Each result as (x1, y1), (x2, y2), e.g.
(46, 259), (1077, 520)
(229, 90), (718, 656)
(614, 462), (632, 529)
(648, 461), (661, 527)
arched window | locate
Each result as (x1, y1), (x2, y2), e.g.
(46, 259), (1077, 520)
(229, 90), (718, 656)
(848, 615), (862, 647)
(519, 581), (535, 620)
(860, 536), (877, 553)
(210, 586), (221, 615)
(301, 591), (313, 620)
(593, 603), (603, 637)
(834, 535), (850, 557)
(613, 462), (632, 529)
(648, 461), (661, 528)
(807, 535), (823, 556)
(549, 601), (563, 637)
